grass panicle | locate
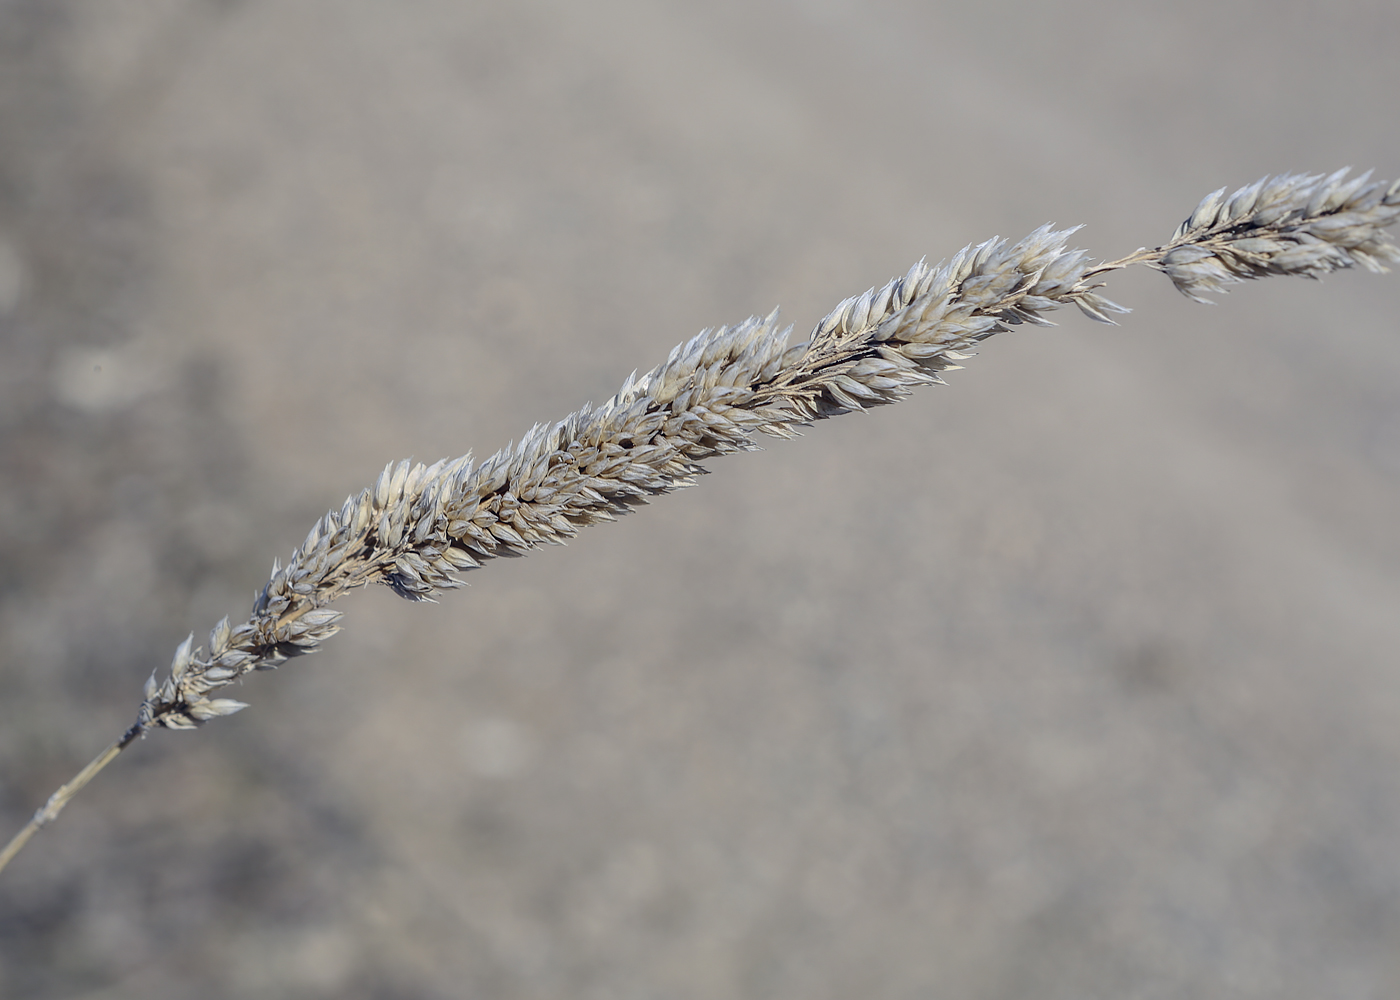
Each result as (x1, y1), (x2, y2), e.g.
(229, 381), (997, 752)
(2, 168), (1396, 876)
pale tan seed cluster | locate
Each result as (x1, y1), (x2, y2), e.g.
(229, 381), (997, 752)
(135, 169), (1398, 736)
(1150, 169), (1400, 303)
(3, 168), (1398, 878)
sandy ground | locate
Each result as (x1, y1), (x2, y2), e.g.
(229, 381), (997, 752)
(2, 1), (1399, 997)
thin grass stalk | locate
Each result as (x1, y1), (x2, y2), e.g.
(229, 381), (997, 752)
(2, 169), (1396, 876)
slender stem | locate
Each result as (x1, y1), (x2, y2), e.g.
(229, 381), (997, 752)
(0, 563), (383, 877)
(0, 725), (143, 876)
(1082, 246), (1164, 281)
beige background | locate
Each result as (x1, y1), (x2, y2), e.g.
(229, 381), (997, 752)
(2, 1), (1400, 997)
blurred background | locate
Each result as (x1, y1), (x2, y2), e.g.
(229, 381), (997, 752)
(2, 1), (1399, 997)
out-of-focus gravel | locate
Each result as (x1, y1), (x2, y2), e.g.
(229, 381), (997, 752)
(2, 2), (1399, 997)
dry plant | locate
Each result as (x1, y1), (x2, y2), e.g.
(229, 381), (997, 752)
(2, 168), (1397, 876)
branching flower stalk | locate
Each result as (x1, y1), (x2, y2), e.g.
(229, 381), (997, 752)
(2, 169), (1397, 875)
